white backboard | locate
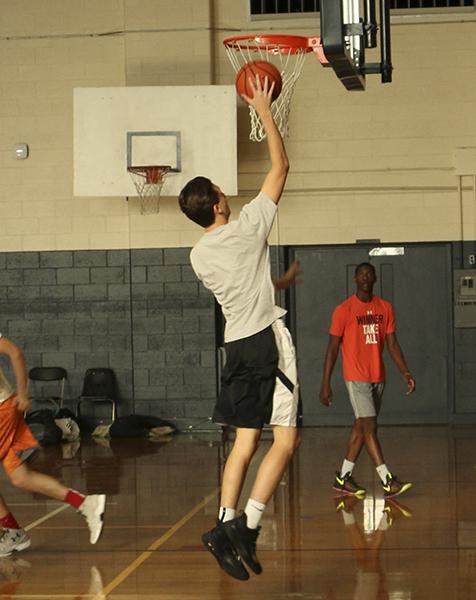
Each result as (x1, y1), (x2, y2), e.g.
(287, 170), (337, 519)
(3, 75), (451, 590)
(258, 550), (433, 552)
(74, 86), (237, 197)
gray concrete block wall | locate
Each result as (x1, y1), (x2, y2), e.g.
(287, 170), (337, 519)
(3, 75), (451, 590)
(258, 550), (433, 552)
(130, 247), (215, 422)
(0, 248), (216, 425)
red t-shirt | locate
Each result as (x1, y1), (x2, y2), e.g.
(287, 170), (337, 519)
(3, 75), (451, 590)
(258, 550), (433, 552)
(329, 294), (396, 382)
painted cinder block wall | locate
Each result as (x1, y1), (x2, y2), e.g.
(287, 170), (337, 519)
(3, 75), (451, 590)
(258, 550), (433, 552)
(0, 2), (474, 250)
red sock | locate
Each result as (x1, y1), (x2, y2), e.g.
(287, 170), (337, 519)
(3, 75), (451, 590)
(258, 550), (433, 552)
(64, 489), (86, 509)
(0, 512), (20, 529)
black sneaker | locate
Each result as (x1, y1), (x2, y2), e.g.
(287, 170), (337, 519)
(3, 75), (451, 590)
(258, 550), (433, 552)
(201, 521), (249, 581)
(223, 513), (262, 575)
(333, 471), (366, 498)
(382, 473), (412, 498)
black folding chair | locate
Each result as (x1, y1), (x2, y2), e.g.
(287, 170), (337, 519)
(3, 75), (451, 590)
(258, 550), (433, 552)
(28, 366), (67, 411)
(76, 368), (117, 423)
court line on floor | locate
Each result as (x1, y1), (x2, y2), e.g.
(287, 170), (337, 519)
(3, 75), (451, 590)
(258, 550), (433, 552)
(10, 501), (118, 507)
(24, 504), (69, 531)
(34, 524), (173, 529)
(0, 596), (96, 599)
(92, 487), (220, 600)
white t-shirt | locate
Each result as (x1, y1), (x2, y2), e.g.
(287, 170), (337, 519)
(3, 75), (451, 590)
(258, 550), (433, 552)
(190, 191), (286, 343)
(0, 334), (13, 403)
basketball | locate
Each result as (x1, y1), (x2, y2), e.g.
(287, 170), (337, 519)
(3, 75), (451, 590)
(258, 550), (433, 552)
(235, 60), (282, 101)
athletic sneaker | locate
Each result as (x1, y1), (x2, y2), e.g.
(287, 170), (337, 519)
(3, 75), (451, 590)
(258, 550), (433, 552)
(223, 513), (262, 575)
(79, 494), (106, 544)
(382, 473), (412, 498)
(383, 498), (413, 527)
(334, 494), (360, 513)
(0, 528), (31, 557)
(333, 471), (366, 498)
(88, 566), (106, 600)
(201, 521), (249, 581)
(0, 555), (31, 581)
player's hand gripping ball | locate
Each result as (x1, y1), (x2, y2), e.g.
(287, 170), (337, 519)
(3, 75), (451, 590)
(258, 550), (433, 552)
(235, 60), (282, 101)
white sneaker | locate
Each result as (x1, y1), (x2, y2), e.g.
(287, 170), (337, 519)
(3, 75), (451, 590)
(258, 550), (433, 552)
(0, 555), (32, 580)
(0, 528), (31, 557)
(79, 495), (106, 544)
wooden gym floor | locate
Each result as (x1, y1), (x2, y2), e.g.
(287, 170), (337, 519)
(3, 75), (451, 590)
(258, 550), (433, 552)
(0, 425), (475, 599)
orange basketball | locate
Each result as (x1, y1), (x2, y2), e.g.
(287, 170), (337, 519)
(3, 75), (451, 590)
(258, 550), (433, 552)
(235, 60), (282, 101)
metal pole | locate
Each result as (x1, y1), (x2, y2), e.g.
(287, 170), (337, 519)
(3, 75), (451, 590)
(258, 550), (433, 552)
(457, 175), (465, 269)
(473, 175), (476, 255)
(363, 0), (377, 48)
(379, 0), (393, 83)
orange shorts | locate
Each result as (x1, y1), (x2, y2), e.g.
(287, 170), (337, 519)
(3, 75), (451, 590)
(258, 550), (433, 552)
(0, 397), (38, 474)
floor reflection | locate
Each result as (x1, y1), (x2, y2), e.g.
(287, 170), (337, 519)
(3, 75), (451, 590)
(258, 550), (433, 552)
(1, 427), (476, 598)
(331, 494), (413, 600)
(0, 556), (31, 598)
(0, 557), (105, 600)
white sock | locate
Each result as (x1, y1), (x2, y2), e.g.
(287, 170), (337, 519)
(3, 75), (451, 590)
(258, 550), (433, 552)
(378, 511), (390, 531)
(342, 511), (355, 526)
(341, 459), (355, 477)
(218, 507), (236, 523)
(244, 498), (266, 529)
(376, 464), (391, 483)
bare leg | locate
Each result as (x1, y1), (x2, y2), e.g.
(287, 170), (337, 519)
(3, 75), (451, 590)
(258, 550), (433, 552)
(3, 464), (105, 547)
(249, 426), (299, 504)
(216, 427), (299, 578)
(220, 428), (261, 508)
(8, 464), (68, 501)
(0, 495), (11, 519)
(344, 419), (365, 463)
(361, 417), (385, 466)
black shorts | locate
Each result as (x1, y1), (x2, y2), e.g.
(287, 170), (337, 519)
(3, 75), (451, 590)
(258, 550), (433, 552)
(213, 321), (299, 429)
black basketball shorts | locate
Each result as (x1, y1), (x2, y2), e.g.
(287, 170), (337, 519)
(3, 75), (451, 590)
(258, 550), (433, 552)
(213, 319), (299, 429)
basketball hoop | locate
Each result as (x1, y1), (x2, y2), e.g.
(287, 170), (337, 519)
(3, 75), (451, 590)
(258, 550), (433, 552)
(224, 35), (327, 142)
(127, 166), (171, 214)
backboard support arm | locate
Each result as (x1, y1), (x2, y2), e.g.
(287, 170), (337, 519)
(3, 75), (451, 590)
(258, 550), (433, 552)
(320, 0), (393, 91)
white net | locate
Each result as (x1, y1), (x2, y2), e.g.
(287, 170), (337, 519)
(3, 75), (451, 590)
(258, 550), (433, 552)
(224, 36), (311, 142)
(128, 166), (170, 215)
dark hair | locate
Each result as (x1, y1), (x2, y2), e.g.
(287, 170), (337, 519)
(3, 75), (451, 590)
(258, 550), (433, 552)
(178, 176), (220, 228)
(355, 262), (376, 275)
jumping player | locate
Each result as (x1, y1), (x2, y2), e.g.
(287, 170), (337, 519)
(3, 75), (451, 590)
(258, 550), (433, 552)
(179, 76), (299, 580)
(319, 263), (415, 499)
(0, 334), (106, 556)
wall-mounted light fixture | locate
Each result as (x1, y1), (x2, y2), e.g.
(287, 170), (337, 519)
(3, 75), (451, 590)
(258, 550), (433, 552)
(13, 143), (29, 160)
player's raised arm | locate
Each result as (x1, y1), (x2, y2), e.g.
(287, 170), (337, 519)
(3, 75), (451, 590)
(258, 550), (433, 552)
(241, 75), (289, 204)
